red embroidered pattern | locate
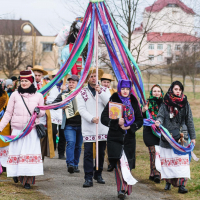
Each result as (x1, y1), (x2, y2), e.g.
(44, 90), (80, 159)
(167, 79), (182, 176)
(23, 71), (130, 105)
(98, 86), (107, 94)
(83, 134), (107, 142)
(160, 157), (189, 167)
(0, 149), (8, 158)
(7, 154), (42, 165)
(80, 89), (89, 102)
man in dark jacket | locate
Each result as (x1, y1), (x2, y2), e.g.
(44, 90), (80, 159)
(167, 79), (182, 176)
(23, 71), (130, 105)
(53, 75), (82, 174)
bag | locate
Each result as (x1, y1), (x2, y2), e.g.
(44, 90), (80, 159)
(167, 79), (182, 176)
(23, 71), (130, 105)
(21, 96), (46, 139)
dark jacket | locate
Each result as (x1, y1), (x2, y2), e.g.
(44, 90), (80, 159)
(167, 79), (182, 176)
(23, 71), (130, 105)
(142, 103), (162, 147)
(157, 102), (196, 149)
(53, 90), (81, 128)
(101, 93), (143, 170)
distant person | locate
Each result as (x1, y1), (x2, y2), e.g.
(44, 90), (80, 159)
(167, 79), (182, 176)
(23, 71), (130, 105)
(155, 81), (196, 194)
(5, 79), (13, 97)
(26, 65), (33, 71)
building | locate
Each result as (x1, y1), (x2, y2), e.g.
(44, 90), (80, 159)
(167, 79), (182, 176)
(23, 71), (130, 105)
(0, 19), (58, 77)
(132, 0), (200, 67)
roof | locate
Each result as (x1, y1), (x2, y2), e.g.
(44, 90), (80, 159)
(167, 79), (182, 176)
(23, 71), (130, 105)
(0, 19), (42, 36)
(147, 32), (200, 43)
(134, 23), (143, 32)
(145, 0), (195, 15)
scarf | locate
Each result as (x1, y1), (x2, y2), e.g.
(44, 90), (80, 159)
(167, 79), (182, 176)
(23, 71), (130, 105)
(147, 84), (164, 120)
(117, 79), (135, 127)
(18, 84), (37, 94)
(164, 81), (187, 118)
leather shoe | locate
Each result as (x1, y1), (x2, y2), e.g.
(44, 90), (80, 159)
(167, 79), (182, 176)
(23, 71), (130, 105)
(178, 185), (188, 193)
(74, 166), (80, 173)
(118, 190), (125, 199)
(107, 164), (114, 172)
(24, 183), (31, 189)
(154, 175), (160, 183)
(149, 176), (154, 181)
(164, 182), (171, 190)
(59, 155), (66, 160)
(94, 176), (105, 184)
(83, 180), (93, 187)
(68, 165), (74, 174)
(13, 177), (18, 183)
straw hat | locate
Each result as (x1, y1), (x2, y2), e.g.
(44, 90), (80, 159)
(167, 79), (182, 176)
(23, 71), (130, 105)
(87, 67), (104, 80)
(100, 74), (114, 81)
(51, 69), (59, 76)
(32, 65), (48, 75)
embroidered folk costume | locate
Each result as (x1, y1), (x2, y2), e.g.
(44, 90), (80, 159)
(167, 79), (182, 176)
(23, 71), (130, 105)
(157, 81), (196, 193)
(0, 71), (45, 187)
(32, 65), (55, 159)
(0, 86), (10, 171)
(142, 84), (164, 183)
(101, 79), (143, 198)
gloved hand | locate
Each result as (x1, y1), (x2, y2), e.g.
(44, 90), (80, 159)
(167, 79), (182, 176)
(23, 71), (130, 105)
(34, 107), (40, 115)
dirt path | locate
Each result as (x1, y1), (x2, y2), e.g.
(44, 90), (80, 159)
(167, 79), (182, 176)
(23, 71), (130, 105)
(36, 151), (172, 200)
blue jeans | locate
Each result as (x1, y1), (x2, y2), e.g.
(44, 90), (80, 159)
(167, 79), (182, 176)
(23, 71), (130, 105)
(64, 125), (83, 167)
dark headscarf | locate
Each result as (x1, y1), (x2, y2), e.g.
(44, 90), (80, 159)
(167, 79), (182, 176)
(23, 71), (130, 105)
(147, 84), (164, 120)
(164, 81), (187, 118)
(117, 79), (135, 127)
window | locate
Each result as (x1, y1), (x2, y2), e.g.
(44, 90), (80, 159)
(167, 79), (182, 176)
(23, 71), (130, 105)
(42, 43), (53, 52)
(18, 42), (26, 51)
(193, 45), (198, 52)
(167, 4), (178, 7)
(183, 45), (189, 51)
(167, 44), (172, 56)
(175, 55), (180, 61)
(175, 45), (181, 51)
(149, 55), (154, 61)
(157, 55), (163, 61)
(157, 44), (163, 50)
(5, 41), (13, 51)
(148, 44), (154, 50)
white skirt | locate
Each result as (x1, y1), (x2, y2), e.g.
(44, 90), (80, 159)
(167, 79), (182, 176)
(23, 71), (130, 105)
(160, 147), (190, 179)
(0, 146), (9, 167)
(7, 129), (43, 177)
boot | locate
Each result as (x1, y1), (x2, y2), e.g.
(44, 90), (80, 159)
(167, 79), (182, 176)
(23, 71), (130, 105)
(154, 175), (160, 183)
(164, 182), (171, 190)
(24, 183), (31, 189)
(178, 185), (188, 193)
(13, 177), (18, 183)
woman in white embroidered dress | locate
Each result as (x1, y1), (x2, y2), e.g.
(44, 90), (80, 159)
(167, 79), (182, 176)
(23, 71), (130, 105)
(0, 70), (45, 189)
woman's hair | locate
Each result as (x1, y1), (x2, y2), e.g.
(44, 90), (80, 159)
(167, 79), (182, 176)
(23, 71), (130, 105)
(0, 85), (5, 97)
(170, 81), (184, 92)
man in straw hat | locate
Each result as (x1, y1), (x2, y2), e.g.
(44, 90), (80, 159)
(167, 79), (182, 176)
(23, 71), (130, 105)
(77, 67), (111, 188)
(46, 69), (65, 160)
(32, 65), (55, 160)
(100, 73), (117, 172)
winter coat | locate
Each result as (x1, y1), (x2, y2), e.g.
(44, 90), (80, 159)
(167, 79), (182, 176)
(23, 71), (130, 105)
(0, 91), (45, 132)
(77, 85), (111, 143)
(0, 91), (10, 148)
(101, 93), (143, 170)
(157, 102), (196, 149)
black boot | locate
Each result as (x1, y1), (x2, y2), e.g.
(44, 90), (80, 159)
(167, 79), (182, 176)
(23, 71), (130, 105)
(74, 166), (80, 173)
(154, 175), (160, 183)
(67, 165), (74, 174)
(149, 176), (154, 181)
(94, 176), (105, 184)
(24, 183), (31, 189)
(178, 185), (188, 193)
(58, 154), (66, 160)
(118, 190), (126, 199)
(164, 182), (171, 190)
(107, 164), (114, 172)
(83, 180), (93, 187)
(2, 167), (6, 173)
(13, 177), (18, 183)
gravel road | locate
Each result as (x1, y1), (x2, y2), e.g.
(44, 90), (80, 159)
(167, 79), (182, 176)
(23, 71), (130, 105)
(37, 151), (172, 200)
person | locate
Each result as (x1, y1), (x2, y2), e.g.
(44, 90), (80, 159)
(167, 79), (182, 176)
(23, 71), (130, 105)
(101, 79), (143, 199)
(155, 81), (196, 194)
(0, 70), (45, 189)
(100, 73), (117, 172)
(0, 82), (11, 174)
(46, 69), (65, 159)
(53, 75), (82, 173)
(142, 85), (164, 183)
(77, 67), (111, 187)
(26, 65), (33, 71)
(5, 79), (13, 97)
(32, 65), (55, 160)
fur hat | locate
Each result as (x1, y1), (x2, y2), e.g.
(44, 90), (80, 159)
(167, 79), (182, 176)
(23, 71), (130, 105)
(5, 79), (13, 87)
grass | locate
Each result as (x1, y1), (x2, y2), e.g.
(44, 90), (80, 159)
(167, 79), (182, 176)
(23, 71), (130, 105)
(132, 91), (200, 200)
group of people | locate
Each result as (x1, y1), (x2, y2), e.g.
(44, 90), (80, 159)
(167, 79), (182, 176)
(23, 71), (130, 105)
(0, 64), (196, 199)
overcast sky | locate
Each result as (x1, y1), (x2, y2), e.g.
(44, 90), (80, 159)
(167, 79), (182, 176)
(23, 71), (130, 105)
(0, 0), (197, 36)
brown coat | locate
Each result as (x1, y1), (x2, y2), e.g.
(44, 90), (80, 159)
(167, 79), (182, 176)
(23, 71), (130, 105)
(0, 92), (10, 148)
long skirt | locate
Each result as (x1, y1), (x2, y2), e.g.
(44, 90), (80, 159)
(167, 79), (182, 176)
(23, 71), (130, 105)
(0, 146), (9, 167)
(160, 147), (189, 187)
(115, 161), (132, 195)
(7, 129), (43, 184)
(148, 146), (160, 177)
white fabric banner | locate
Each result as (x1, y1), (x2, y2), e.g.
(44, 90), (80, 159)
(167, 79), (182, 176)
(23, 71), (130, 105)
(155, 145), (161, 173)
(0, 146), (9, 167)
(120, 150), (138, 185)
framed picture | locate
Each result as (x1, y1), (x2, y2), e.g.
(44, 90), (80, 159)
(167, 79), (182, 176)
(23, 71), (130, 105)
(109, 102), (123, 119)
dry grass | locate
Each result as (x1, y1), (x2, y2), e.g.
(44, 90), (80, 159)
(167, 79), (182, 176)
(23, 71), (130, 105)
(132, 91), (200, 200)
